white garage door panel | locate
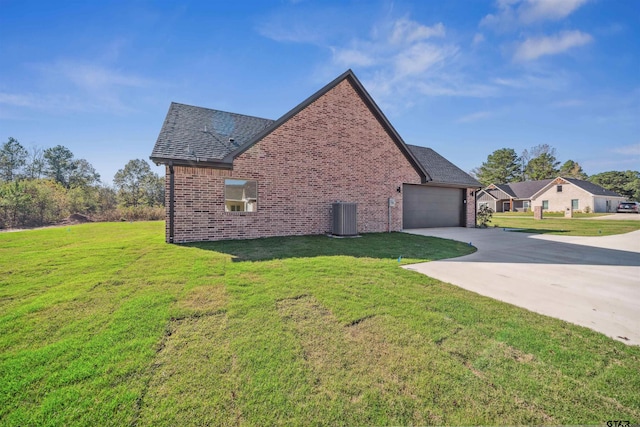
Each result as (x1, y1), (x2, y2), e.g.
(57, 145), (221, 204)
(403, 184), (463, 228)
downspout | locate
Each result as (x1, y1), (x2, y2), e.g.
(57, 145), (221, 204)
(168, 162), (175, 244)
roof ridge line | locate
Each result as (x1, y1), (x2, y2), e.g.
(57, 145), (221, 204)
(169, 101), (275, 122)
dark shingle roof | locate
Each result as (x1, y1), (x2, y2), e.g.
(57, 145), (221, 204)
(407, 145), (481, 188)
(506, 179), (554, 199)
(150, 102), (274, 164)
(494, 184), (516, 198)
(564, 178), (623, 197)
(482, 177), (623, 199)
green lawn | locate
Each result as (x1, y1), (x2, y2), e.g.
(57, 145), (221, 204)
(491, 214), (640, 236)
(493, 211), (609, 218)
(1, 222), (639, 426)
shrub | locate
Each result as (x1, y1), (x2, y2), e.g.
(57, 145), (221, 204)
(477, 204), (494, 228)
(93, 206), (165, 222)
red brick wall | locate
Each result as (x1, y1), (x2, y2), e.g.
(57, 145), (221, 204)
(168, 78), (423, 243)
(466, 188), (477, 227)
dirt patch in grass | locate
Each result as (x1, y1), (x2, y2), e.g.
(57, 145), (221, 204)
(136, 313), (239, 427)
(173, 285), (227, 318)
(275, 295), (554, 425)
(440, 331), (640, 422)
(277, 295), (426, 425)
(58, 214), (93, 225)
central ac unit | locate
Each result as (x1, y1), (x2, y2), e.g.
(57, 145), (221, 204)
(332, 202), (357, 236)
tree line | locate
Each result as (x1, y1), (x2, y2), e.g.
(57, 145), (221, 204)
(0, 137), (165, 229)
(472, 144), (640, 201)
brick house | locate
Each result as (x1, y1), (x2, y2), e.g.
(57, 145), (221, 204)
(150, 70), (480, 243)
(477, 177), (625, 213)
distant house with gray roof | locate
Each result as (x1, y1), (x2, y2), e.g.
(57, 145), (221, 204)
(150, 70), (480, 243)
(477, 177), (624, 213)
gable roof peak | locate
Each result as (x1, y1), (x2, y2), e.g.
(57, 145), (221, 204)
(151, 70), (430, 182)
(223, 69), (430, 182)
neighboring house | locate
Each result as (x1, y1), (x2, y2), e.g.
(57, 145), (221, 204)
(477, 180), (552, 213)
(477, 177), (625, 213)
(150, 70), (481, 243)
(530, 177), (625, 213)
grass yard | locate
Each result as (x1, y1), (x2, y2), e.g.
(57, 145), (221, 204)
(491, 214), (640, 236)
(1, 222), (639, 426)
(493, 211), (609, 218)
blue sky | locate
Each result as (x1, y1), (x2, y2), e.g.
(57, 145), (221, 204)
(1, 0), (638, 184)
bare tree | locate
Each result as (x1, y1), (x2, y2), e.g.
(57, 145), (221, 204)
(25, 146), (45, 179)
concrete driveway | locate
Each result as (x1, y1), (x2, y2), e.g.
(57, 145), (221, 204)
(585, 213), (640, 220)
(402, 227), (640, 345)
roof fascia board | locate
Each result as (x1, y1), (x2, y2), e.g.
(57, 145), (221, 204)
(150, 156), (233, 169)
(222, 69), (431, 183)
(423, 182), (481, 189)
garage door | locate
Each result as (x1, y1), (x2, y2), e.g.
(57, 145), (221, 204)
(403, 184), (464, 228)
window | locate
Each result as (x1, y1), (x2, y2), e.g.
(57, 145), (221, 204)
(225, 179), (257, 212)
(542, 200), (549, 210)
(571, 199), (579, 210)
(523, 201), (530, 209)
(557, 185), (563, 192)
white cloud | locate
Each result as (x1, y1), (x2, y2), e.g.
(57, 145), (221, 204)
(481, 0), (589, 30)
(480, 9), (517, 31)
(472, 33), (485, 46)
(394, 43), (456, 77)
(331, 48), (376, 67)
(456, 111), (495, 123)
(613, 143), (640, 156)
(316, 17), (477, 108)
(390, 19), (445, 44)
(52, 61), (151, 92)
(519, 0), (590, 24)
(514, 30), (592, 61)
(4, 59), (157, 115)
(492, 71), (570, 91)
(493, 77), (525, 88)
(0, 93), (39, 108)
(260, 14), (505, 110)
(0, 91), (95, 112)
(256, 8), (347, 45)
(257, 21), (324, 44)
